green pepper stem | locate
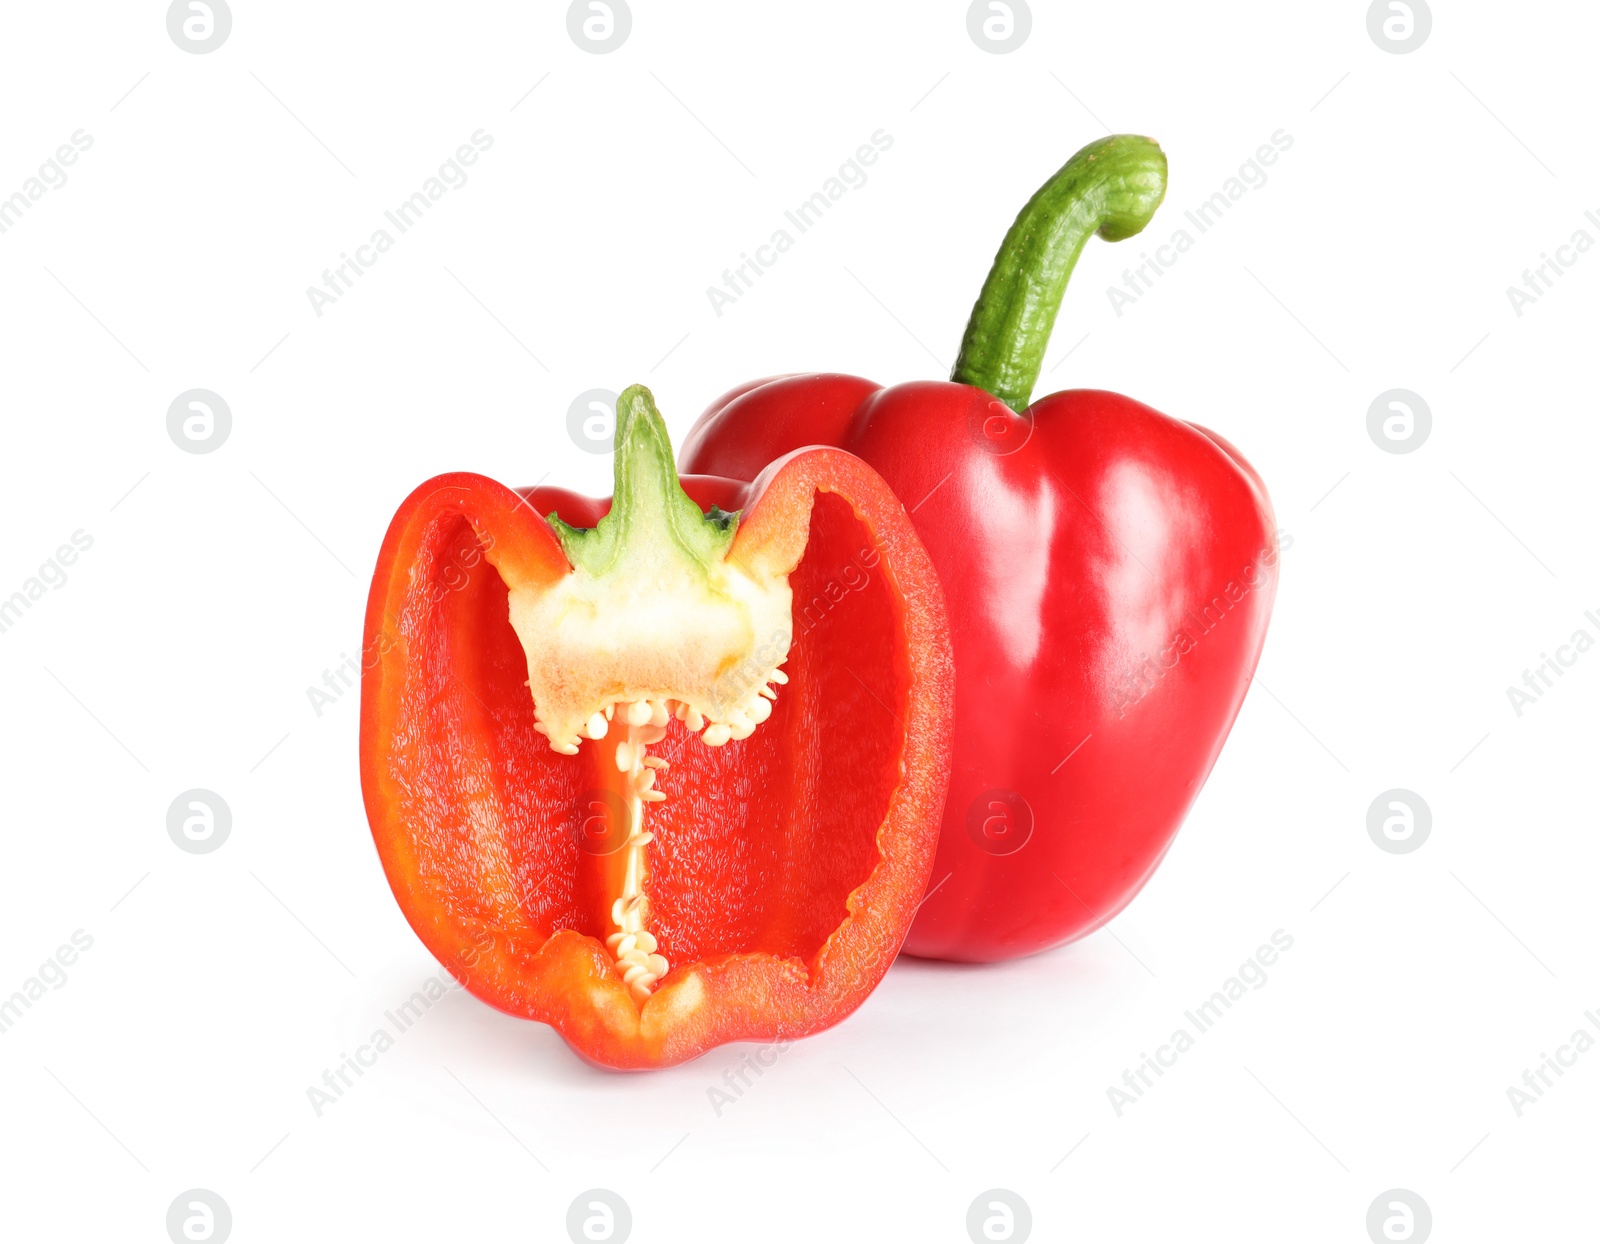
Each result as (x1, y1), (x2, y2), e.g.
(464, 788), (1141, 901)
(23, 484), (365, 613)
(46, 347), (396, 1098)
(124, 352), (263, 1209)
(950, 135), (1167, 412)
(550, 384), (736, 576)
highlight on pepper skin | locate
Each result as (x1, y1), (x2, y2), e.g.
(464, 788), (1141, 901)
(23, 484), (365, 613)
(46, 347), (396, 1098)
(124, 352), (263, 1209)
(359, 385), (953, 1069)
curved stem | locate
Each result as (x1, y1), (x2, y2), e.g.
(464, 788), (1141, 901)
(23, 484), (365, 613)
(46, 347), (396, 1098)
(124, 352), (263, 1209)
(950, 135), (1167, 411)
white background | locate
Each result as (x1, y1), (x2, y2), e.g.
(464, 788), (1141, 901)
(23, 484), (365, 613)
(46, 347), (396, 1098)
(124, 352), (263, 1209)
(1, 1), (1595, 1240)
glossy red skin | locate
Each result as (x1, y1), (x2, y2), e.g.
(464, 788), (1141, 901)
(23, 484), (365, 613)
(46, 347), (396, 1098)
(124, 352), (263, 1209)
(681, 375), (1278, 962)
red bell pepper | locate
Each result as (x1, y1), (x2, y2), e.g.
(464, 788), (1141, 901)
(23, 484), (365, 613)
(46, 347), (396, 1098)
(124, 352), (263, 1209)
(681, 136), (1280, 962)
(361, 387), (952, 1067)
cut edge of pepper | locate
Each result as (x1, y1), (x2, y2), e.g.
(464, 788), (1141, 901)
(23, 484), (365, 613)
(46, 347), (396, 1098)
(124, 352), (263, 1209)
(361, 426), (953, 1063)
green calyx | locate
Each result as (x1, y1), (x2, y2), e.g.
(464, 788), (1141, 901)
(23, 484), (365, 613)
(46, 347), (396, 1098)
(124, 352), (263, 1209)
(550, 384), (738, 577)
(950, 135), (1168, 412)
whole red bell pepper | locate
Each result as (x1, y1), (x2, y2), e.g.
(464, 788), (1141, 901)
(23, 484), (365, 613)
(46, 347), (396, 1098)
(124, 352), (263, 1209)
(681, 135), (1280, 962)
(361, 387), (952, 1067)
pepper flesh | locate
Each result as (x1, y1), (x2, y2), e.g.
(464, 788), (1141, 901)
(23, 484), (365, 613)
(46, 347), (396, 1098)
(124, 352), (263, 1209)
(680, 137), (1280, 962)
(360, 387), (952, 1067)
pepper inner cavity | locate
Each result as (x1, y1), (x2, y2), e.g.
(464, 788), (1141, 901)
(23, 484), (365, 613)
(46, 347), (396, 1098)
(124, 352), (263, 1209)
(571, 684), (787, 1005)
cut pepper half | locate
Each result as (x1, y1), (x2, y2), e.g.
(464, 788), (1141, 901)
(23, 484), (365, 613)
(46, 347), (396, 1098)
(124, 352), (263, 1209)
(360, 386), (952, 1068)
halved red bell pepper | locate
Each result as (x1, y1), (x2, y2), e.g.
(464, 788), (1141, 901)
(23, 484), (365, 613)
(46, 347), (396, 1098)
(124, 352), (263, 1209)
(360, 386), (951, 1068)
(681, 136), (1280, 962)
